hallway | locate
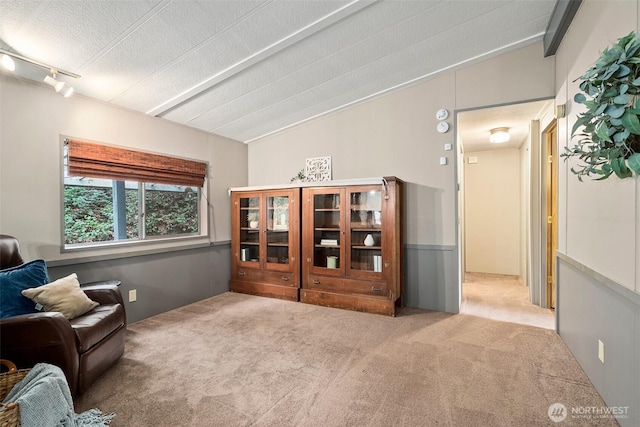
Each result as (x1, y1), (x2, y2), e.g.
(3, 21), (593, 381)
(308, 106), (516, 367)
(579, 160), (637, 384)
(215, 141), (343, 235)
(461, 272), (555, 330)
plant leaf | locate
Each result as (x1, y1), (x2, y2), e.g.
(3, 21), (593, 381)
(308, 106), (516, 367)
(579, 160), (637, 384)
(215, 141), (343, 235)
(603, 63), (620, 80)
(614, 94), (629, 104)
(622, 111), (640, 135)
(615, 64), (631, 77)
(571, 115), (590, 135)
(611, 158), (632, 178)
(596, 122), (612, 142)
(605, 105), (625, 118)
(574, 93), (586, 103)
(628, 153), (640, 174)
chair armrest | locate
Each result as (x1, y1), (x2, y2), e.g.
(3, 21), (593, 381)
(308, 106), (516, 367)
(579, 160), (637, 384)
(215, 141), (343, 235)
(81, 281), (125, 307)
(80, 281), (126, 326)
(0, 312), (79, 394)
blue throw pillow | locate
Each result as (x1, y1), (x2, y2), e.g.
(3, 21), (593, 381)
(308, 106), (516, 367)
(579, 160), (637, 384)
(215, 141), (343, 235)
(0, 259), (50, 319)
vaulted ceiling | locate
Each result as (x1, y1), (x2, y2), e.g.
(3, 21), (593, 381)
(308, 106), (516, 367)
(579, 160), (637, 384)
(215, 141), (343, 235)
(0, 0), (558, 143)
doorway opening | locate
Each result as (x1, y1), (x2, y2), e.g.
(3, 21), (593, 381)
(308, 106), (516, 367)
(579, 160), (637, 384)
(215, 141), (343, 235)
(456, 99), (556, 329)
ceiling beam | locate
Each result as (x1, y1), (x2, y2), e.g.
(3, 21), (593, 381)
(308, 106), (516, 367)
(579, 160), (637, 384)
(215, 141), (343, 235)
(147, 0), (376, 117)
(543, 0), (582, 57)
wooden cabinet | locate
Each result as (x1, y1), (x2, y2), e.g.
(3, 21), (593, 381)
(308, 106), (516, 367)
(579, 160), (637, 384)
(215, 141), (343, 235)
(230, 189), (300, 301)
(300, 177), (404, 316)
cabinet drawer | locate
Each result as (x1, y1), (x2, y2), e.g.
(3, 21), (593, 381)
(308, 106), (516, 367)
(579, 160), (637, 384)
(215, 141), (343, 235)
(342, 278), (388, 296)
(304, 275), (342, 291)
(235, 268), (263, 282)
(306, 275), (388, 296)
(263, 271), (297, 287)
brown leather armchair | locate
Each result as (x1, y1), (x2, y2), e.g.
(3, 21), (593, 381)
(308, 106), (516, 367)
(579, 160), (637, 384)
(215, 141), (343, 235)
(0, 235), (126, 395)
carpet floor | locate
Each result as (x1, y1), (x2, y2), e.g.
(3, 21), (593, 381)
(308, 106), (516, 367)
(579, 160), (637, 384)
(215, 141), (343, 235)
(76, 292), (617, 426)
(461, 273), (556, 330)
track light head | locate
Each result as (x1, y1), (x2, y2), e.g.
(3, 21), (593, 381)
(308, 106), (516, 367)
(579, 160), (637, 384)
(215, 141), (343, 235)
(43, 69), (73, 97)
(1, 54), (15, 72)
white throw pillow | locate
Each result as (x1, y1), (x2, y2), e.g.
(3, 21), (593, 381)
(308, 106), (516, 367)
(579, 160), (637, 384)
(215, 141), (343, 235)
(21, 273), (98, 320)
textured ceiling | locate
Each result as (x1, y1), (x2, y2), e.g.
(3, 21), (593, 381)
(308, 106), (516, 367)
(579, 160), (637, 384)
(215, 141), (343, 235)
(458, 100), (553, 152)
(0, 0), (558, 143)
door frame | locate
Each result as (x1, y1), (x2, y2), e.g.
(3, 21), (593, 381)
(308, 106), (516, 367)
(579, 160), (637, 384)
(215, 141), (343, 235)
(543, 120), (558, 309)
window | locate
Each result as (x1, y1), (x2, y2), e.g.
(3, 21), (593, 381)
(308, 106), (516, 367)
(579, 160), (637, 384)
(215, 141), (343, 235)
(63, 140), (206, 248)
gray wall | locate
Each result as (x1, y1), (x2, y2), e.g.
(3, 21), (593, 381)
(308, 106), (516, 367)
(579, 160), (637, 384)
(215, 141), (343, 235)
(557, 255), (640, 425)
(48, 244), (231, 324)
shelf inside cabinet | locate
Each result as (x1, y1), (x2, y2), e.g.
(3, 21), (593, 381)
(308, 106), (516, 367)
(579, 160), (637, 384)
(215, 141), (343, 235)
(351, 245), (381, 250)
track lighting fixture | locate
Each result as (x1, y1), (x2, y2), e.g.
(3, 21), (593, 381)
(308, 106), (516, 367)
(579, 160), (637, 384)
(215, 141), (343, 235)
(0, 48), (79, 98)
(44, 70), (65, 92)
(1, 54), (15, 72)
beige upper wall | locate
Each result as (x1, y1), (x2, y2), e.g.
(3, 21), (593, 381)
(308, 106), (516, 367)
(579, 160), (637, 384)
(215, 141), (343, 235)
(555, 0), (639, 293)
(0, 76), (248, 261)
(249, 42), (555, 246)
(464, 149), (521, 275)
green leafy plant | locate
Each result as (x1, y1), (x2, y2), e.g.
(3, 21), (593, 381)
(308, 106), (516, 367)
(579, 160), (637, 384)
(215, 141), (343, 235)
(290, 169), (307, 183)
(564, 31), (640, 180)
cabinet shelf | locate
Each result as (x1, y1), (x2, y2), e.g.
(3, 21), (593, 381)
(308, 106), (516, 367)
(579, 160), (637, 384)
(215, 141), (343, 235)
(268, 243), (289, 247)
(351, 245), (381, 250)
(351, 227), (381, 232)
(240, 241), (260, 246)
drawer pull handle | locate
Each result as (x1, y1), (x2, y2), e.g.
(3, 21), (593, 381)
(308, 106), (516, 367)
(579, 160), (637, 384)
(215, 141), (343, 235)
(313, 280), (321, 285)
(372, 286), (382, 292)
(239, 271), (246, 276)
(282, 276), (289, 281)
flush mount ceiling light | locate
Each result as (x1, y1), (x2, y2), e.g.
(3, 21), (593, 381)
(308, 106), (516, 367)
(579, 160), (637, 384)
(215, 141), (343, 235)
(0, 48), (79, 97)
(489, 127), (510, 144)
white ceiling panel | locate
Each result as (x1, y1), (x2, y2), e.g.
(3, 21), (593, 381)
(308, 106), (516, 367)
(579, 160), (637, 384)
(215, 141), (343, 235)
(0, 0), (558, 143)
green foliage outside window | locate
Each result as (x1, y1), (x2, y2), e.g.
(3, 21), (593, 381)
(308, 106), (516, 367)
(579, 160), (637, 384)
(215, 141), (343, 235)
(64, 185), (198, 245)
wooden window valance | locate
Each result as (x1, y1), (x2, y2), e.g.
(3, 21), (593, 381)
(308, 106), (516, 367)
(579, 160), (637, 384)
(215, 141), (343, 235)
(66, 139), (207, 187)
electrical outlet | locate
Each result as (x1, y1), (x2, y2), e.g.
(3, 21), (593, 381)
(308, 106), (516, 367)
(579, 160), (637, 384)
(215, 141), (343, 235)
(598, 339), (605, 363)
(129, 289), (137, 303)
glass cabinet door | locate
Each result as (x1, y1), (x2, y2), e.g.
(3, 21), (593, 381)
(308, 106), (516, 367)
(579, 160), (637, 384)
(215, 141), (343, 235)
(239, 196), (261, 264)
(266, 195), (290, 266)
(311, 191), (343, 271)
(349, 188), (382, 274)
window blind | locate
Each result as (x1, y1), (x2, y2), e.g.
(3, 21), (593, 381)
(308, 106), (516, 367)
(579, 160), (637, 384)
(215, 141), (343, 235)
(66, 139), (207, 187)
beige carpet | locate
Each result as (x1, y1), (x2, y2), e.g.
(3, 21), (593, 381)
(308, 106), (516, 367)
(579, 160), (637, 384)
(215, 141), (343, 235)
(461, 272), (556, 330)
(76, 292), (616, 426)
